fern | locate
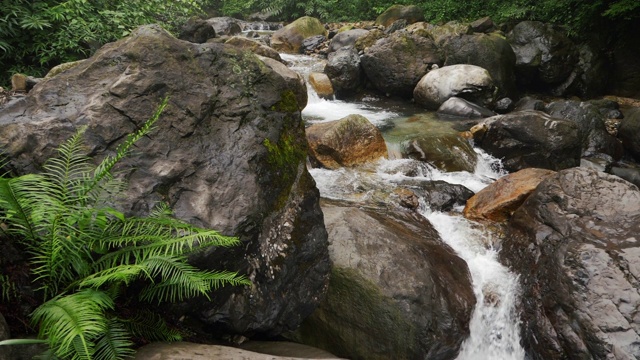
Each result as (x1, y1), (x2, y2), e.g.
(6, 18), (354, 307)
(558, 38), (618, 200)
(0, 97), (250, 359)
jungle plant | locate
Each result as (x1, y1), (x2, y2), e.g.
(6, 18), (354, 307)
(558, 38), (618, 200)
(0, 97), (249, 360)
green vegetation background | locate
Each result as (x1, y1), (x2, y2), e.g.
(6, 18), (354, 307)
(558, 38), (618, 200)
(0, 0), (639, 87)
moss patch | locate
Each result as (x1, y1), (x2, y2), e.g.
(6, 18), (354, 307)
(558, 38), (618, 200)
(270, 90), (300, 113)
(291, 267), (417, 360)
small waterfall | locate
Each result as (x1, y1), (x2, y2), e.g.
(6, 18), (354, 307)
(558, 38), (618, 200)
(424, 211), (525, 360)
(286, 52), (526, 359)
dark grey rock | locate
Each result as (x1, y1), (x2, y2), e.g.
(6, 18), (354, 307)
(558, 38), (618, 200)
(545, 100), (623, 160)
(0, 25), (330, 337)
(325, 47), (364, 98)
(508, 21), (578, 91)
(502, 167), (640, 359)
(301, 35), (326, 53)
(179, 17), (216, 43)
(494, 97), (514, 113)
(206, 16), (242, 36)
(328, 29), (369, 53)
(361, 31), (441, 98)
(470, 17), (496, 33)
(618, 108), (640, 162)
(292, 199), (475, 360)
(437, 97), (495, 118)
(513, 96), (545, 111)
(441, 32), (517, 99)
(472, 110), (581, 171)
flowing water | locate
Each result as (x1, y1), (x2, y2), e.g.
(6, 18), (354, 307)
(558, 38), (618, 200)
(284, 53), (526, 359)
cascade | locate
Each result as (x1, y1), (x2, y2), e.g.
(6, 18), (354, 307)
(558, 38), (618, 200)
(286, 53), (526, 359)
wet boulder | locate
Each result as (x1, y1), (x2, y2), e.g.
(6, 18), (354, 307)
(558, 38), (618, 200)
(225, 36), (283, 62)
(441, 32), (517, 99)
(437, 97), (495, 119)
(402, 132), (478, 173)
(545, 100), (623, 160)
(328, 29), (369, 53)
(463, 168), (556, 222)
(301, 34), (326, 53)
(325, 47), (365, 99)
(292, 199), (476, 360)
(0, 25), (330, 337)
(271, 16), (327, 53)
(507, 21), (578, 92)
(257, 56), (308, 111)
(306, 114), (388, 169)
(374, 5), (425, 27)
(178, 17), (216, 43)
(206, 16), (242, 36)
(471, 110), (581, 171)
(361, 31), (442, 98)
(394, 179), (475, 212)
(414, 64), (496, 110)
(502, 168), (640, 359)
(618, 108), (640, 162)
(308, 72), (334, 99)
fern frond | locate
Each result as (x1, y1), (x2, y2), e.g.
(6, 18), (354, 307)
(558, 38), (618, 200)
(78, 264), (150, 289)
(139, 255), (248, 303)
(86, 96), (168, 196)
(121, 310), (182, 342)
(93, 320), (135, 360)
(32, 289), (113, 359)
(0, 174), (48, 241)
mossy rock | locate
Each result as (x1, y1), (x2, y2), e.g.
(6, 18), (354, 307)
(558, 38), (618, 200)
(375, 5), (425, 28)
(271, 16), (328, 53)
(45, 60), (88, 79)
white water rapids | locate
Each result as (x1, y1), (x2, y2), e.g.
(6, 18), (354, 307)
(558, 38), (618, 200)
(284, 53), (526, 359)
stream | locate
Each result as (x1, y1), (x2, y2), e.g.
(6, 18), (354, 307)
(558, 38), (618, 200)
(284, 53), (527, 359)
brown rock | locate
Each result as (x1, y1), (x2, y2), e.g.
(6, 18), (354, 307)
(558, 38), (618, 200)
(225, 36), (283, 62)
(10, 74), (27, 92)
(463, 168), (556, 222)
(308, 72), (334, 99)
(306, 114), (387, 169)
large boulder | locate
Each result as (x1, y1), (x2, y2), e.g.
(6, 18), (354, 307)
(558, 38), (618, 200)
(463, 168), (556, 222)
(206, 16), (242, 36)
(545, 100), (623, 160)
(501, 168), (640, 359)
(179, 17), (216, 43)
(441, 33), (517, 99)
(328, 29), (369, 53)
(471, 110), (581, 172)
(374, 5), (425, 27)
(271, 16), (327, 54)
(325, 47), (365, 98)
(292, 199), (476, 360)
(306, 114), (388, 169)
(618, 108), (640, 162)
(361, 31), (442, 98)
(507, 21), (578, 93)
(225, 36), (283, 62)
(414, 64), (496, 110)
(402, 133), (478, 172)
(0, 25), (330, 337)
(135, 342), (344, 360)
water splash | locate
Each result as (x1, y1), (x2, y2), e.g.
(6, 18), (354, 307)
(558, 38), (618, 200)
(423, 210), (525, 360)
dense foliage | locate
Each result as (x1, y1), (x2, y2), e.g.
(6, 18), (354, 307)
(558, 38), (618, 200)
(0, 98), (249, 359)
(216, 0), (639, 33)
(0, 0), (208, 85)
(1, 0), (638, 87)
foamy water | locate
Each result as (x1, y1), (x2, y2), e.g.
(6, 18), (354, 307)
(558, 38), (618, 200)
(289, 52), (525, 359)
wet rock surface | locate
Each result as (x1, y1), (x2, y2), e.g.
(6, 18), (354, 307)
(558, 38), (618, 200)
(501, 167), (640, 359)
(0, 25), (330, 337)
(414, 64), (496, 110)
(291, 199), (476, 360)
(472, 110), (581, 171)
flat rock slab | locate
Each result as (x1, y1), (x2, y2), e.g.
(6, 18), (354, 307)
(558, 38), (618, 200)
(135, 342), (345, 360)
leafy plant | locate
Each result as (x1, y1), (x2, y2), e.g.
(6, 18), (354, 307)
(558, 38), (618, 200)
(0, 97), (249, 360)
